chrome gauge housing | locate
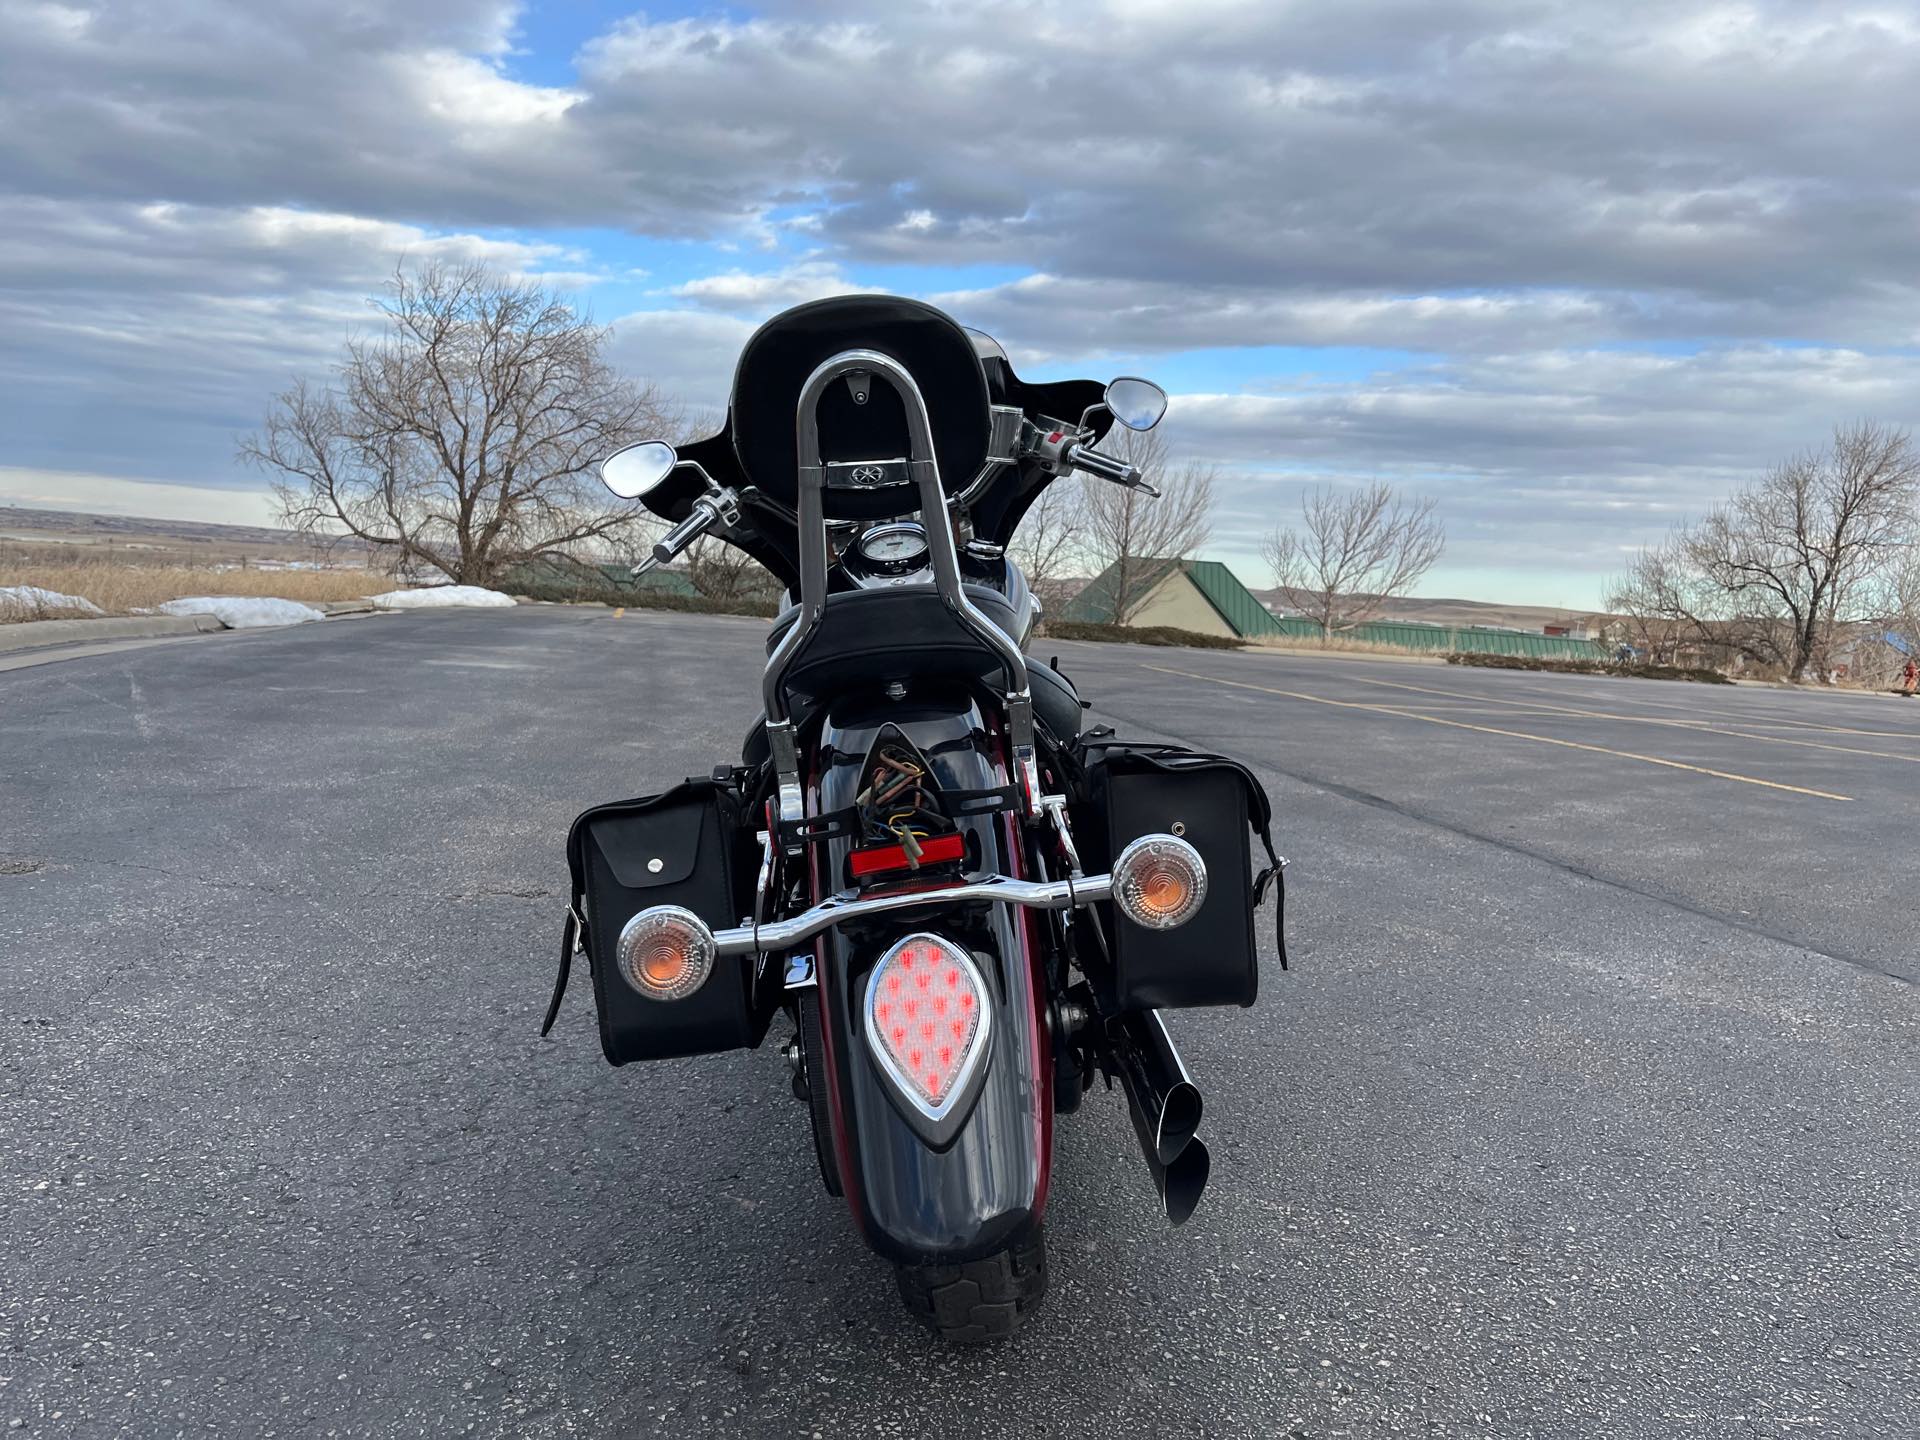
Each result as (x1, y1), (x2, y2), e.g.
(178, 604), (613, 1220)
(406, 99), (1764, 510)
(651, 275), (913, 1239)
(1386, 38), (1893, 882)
(851, 522), (931, 579)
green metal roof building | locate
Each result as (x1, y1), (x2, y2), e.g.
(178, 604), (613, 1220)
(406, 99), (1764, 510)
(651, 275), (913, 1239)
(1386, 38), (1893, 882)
(1062, 556), (1607, 659)
(1061, 558), (1286, 638)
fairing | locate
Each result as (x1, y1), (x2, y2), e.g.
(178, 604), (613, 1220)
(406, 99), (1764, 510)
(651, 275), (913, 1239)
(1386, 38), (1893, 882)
(635, 295), (1110, 592)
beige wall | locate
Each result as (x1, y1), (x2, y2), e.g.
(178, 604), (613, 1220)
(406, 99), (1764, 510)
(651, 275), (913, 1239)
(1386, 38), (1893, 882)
(1128, 571), (1234, 636)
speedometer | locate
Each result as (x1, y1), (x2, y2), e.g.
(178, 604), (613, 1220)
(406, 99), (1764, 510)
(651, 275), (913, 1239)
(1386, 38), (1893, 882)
(856, 524), (930, 571)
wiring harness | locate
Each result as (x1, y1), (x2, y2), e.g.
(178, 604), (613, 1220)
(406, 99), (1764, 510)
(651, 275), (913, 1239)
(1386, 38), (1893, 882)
(854, 741), (958, 869)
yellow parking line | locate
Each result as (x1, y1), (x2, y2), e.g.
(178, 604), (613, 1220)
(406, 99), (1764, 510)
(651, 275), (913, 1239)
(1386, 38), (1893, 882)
(1336, 674), (1920, 765)
(1141, 664), (1855, 802)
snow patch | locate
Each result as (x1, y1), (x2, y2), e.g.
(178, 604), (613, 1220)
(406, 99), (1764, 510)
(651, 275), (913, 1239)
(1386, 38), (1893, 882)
(157, 596), (327, 628)
(369, 586), (516, 610)
(0, 585), (105, 617)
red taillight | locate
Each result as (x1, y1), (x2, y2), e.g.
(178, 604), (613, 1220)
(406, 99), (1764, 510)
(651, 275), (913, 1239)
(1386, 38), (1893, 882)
(865, 933), (990, 1124)
(848, 830), (966, 881)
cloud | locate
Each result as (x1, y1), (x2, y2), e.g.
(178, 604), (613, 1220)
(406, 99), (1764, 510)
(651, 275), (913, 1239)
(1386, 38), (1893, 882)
(7, 0), (1919, 342)
(0, 466), (281, 526)
(5, 0), (1920, 606)
(0, 196), (599, 484)
(605, 309), (758, 418)
(669, 261), (870, 314)
(1164, 343), (1920, 593)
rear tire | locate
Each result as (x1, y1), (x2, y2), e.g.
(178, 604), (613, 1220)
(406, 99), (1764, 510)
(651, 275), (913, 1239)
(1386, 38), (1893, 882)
(893, 1229), (1048, 1342)
(797, 991), (842, 1197)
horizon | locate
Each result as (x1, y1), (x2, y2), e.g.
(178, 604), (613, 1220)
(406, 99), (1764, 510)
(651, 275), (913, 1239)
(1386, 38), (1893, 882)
(9, 3), (1920, 614)
(0, 494), (1609, 619)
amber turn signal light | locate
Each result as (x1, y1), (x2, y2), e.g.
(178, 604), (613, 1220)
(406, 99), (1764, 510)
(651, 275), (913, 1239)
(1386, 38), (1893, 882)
(1111, 834), (1208, 931)
(616, 905), (717, 1001)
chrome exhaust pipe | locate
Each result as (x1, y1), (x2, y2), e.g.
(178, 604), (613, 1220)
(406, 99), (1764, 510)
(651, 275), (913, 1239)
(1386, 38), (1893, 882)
(1111, 1010), (1211, 1226)
(1113, 1010), (1203, 1164)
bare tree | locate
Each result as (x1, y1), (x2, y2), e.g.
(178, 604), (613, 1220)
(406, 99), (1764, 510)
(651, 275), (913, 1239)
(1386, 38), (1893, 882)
(1679, 422), (1920, 681)
(1006, 480), (1086, 610)
(243, 261), (675, 586)
(1075, 428), (1216, 623)
(1262, 481), (1444, 638)
(684, 534), (778, 605)
(1889, 543), (1920, 679)
(1605, 541), (1694, 665)
(1604, 537), (1747, 667)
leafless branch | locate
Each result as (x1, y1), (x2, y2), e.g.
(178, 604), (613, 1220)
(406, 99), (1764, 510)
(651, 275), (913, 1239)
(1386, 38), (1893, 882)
(1007, 481), (1086, 611)
(1634, 422), (1920, 681)
(241, 260), (677, 586)
(1262, 481), (1444, 637)
(1074, 428), (1216, 623)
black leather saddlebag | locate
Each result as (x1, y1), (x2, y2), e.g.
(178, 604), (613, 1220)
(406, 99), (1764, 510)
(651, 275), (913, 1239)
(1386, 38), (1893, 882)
(1071, 738), (1286, 1011)
(547, 778), (776, 1066)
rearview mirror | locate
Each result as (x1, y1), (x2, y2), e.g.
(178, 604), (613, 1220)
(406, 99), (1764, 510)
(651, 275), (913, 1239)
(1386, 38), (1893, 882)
(600, 440), (679, 500)
(1105, 377), (1167, 431)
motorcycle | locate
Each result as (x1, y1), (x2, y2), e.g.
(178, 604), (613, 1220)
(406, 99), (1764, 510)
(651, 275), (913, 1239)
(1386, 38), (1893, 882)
(542, 296), (1286, 1341)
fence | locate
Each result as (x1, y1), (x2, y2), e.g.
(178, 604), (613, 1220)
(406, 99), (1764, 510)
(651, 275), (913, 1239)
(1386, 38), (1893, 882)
(1271, 616), (1608, 660)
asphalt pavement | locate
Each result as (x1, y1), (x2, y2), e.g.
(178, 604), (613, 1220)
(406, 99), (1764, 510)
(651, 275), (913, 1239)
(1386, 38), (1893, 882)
(2, 609), (1915, 1438)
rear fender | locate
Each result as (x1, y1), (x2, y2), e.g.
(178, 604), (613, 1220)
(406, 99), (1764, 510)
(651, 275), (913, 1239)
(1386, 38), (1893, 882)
(807, 692), (1052, 1264)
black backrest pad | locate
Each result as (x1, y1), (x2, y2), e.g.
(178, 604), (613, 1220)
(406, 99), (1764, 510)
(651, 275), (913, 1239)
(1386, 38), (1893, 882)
(730, 295), (990, 520)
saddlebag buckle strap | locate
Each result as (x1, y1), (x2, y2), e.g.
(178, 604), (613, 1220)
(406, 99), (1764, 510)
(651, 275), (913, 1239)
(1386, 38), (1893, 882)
(1253, 855), (1290, 971)
(540, 908), (581, 1037)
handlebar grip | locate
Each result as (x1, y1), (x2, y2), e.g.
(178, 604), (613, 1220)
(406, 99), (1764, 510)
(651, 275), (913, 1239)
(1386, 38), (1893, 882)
(653, 504), (714, 564)
(1066, 443), (1143, 488)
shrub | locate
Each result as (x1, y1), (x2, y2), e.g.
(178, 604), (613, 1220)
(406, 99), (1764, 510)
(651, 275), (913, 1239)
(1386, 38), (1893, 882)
(1040, 621), (1245, 650)
(1445, 652), (1732, 684)
(510, 572), (779, 617)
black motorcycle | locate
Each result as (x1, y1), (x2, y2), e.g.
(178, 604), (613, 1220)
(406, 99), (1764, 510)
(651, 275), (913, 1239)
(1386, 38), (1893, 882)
(543, 296), (1286, 1341)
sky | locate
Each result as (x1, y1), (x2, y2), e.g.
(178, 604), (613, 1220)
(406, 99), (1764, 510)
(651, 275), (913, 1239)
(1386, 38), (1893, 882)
(4, 1), (1920, 609)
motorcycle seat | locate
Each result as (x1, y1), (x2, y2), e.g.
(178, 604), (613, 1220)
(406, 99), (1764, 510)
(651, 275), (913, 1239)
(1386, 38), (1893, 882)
(763, 585), (1024, 698)
(740, 649), (1084, 767)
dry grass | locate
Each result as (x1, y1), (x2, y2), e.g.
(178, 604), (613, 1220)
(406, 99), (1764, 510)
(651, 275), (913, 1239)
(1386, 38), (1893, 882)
(0, 559), (392, 621)
(1247, 634), (1440, 659)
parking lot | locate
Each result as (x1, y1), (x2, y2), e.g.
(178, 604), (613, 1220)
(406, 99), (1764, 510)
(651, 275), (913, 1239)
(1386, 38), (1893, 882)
(3, 609), (1915, 1437)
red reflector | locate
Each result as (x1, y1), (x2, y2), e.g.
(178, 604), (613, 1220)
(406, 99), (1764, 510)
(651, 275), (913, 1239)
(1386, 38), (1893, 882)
(849, 831), (966, 879)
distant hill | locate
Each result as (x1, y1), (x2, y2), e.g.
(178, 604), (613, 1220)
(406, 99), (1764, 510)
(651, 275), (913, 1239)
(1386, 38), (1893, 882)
(0, 505), (372, 564)
(1250, 588), (1607, 632)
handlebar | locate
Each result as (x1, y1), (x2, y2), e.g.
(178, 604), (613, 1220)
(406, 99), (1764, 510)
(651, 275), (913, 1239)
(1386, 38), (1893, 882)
(654, 505), (713, 563)
(1065, 442), (1159, 496)
(633, 492), (734, 576)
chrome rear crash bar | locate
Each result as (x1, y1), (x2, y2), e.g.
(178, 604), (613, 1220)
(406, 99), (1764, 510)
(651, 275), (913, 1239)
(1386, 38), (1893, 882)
(712, 871), (1113, 956)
